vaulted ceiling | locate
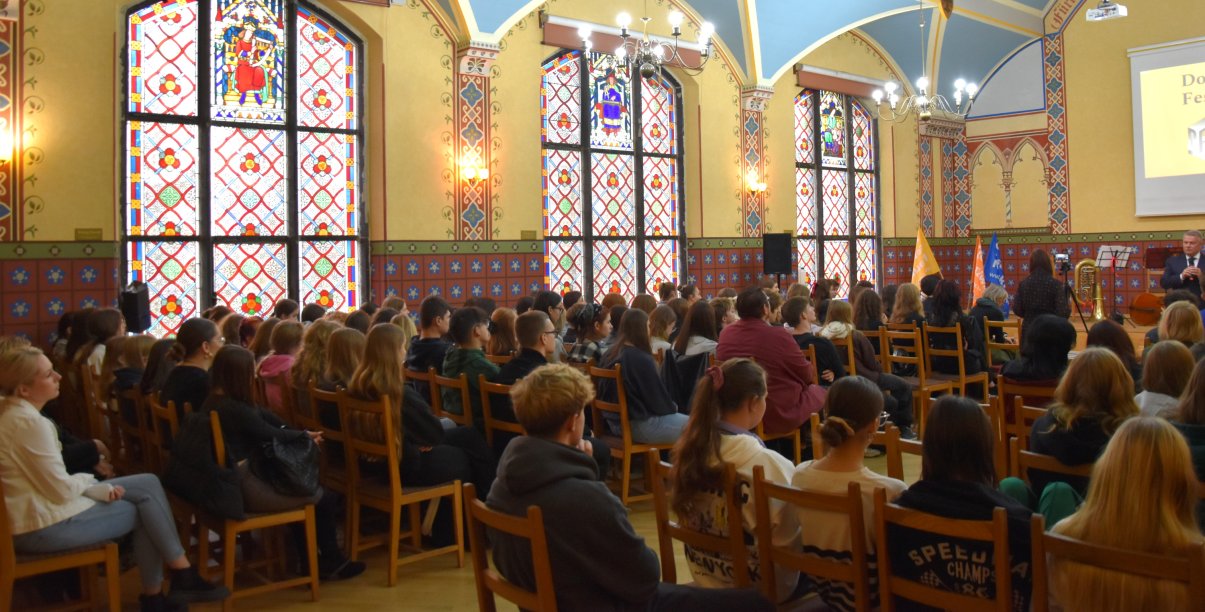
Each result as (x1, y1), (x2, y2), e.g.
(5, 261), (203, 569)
(440, 0), (1052, 98)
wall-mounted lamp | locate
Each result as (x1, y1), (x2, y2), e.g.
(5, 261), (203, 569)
(745, 170), (766, 194)
(461, 160), (490, 186)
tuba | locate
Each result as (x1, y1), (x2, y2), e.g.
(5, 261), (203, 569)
(1073, 259), (1106, 322)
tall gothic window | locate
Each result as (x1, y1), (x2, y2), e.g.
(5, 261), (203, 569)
(123, 0), (363, 336)
(540, 50), (684, 302)
(795, 89), (879, 298)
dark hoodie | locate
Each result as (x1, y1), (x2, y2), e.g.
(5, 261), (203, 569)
(442, 346), (499, 429)
(487, 436), (660, 611)
(1029, 410), (1109, 496)
(405, 337), (452, 375)
(968, 297), (1006, 343)
(890, 480), (1033, 612)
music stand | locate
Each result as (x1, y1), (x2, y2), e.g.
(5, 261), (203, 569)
(1096, 245), (1131, 324)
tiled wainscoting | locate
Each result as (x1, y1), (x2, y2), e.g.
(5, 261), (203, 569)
(0, 243), (120, 346)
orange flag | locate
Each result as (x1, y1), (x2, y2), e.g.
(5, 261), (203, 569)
(911, 229), (942, 285)
(970, 234), (986, 306)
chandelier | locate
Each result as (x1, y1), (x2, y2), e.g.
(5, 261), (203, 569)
(577, 2), (714, 78)
(871, 1), (977, 123)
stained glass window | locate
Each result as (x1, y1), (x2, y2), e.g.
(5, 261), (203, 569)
(795, 90), (879, 299)
(124, 0), (363, 336)
(542, 50), (684, 301)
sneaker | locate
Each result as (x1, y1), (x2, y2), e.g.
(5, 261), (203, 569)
(897, 426), (917, 441)
(167, 567), (230, 604)
(864, 447), (884, 458)
(140, 593), (187, 612)
(319, 556), (367, 581)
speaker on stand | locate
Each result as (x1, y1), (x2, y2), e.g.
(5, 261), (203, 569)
(762, 233), (792, 290)
(119, 281), (152, 333)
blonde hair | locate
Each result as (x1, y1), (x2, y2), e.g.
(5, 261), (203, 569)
(981, 284), (1008, 304)
(890, 283), (923, 324)
(509, 364), (594, 437)
(290, 320), (338, 388)
(390, 314), (418, 352)
(323, 327), (365, 387)
(1158, 301), (1205, 345)
(1048, 348), (1137, 435)
(648, 305), (677, 341)
(347, 324), (407, 447)
(1051, 417), (1203, 610)
(0, 346), (46, 397)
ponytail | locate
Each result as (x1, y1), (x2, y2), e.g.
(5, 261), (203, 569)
(819, 376), (883, 451)
(671, 358), (767, 515)
(172, 318), (218, 362)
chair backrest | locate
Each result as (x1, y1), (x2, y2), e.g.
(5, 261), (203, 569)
(566, 358), (594, 376)
(1010, 400), (1049, 452)
(877, 425), (920, 482)
(1009, 438), (1093, 485)
(997, 378), (1057, 427)
(404, 366), (439, 407)
(829, 335), (858, 376)
(294, 379), (325, 432)
(649, 450), (750, 587)
(0, 476), (16, 579)
(881, 327), (932, 382)
(303, 380), (349, 473)
(862, 328), (888, 357)
(486, 353), (513, 366)
(1028, 515), (1205, 612)
(922, 323), (969, 378)
(146, 393), (181, 469)
(874, 487), (1012, 612)
(433, 371), (474, 428)
(208, 409), (227, 467)
(77, 363), (107, 440)
(984, 319), (1019, 368)
(337, 391), (403, 495)
(800, 344), (818, 372)
(478, 375), (524, 449)
(588, 364), (628, 445)
(753, 466), (870, 610)
(463, 483), (558, 612)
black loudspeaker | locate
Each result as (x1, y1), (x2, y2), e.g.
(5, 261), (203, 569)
(762, 233), (792, 276)
(120, 282), (152, 333)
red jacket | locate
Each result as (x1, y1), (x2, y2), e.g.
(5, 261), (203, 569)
(717, 318), (825, 434)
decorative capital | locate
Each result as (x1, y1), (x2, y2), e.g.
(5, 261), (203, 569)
(918, 116), (964, 141)
(457, 41), (500, 76)
(740, 86), (774, 112)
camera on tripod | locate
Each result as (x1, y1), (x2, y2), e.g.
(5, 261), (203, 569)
(1054, 252), (1072, 273)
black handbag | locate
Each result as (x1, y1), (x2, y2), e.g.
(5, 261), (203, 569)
(249, 431), (320, 498)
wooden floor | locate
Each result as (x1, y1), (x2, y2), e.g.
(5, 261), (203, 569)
(84, 453), (921, 611)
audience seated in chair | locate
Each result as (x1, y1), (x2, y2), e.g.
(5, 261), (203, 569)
(290, 320), (340, 416)
(442, 306), (499, 429)
(670, 358), (801, 603)
(1135, 341), (1194, 417)
(821, 300), (915, 439)
(1170, 359), (1205, 528)
(1085, 319), (1142, 390)
(256, 320), (303, 415)
(488, 364), (773, 612)
(597, 308), (687, 444)
(1000, 314), (1075, 383)
(406, 296), (453, 377)
(783, 296), (844, 385)
(673, 300), (720, 358)
(159, 318), (220, 422)
(793, 376), (907, 611)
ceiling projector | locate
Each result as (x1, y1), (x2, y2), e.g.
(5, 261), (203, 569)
(1086, 1), (1128, 21)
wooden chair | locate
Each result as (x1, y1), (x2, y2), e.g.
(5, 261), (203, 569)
(753, 467), (871, 610)
(984, 319), (1019, 372)
(0, 478), (121, 612)
(588, 364), (675, 506)
(478, 375), (524, 450)
(145, 394), (196, 549)
(301, 381), (355, 555)
(1008, 438), (1093, 486)
(196, 411), (319, 611)
(78, 364), (116, 454)
(485, 353), (513, 366)
(873, 488), (1012, 611)
(404, 366), (439, 408)
(755, 420), (803, 464)
(565, 357), (594, 376)
(432, 371), (475, 428)
(109, 387), (149, 474)
(800, 344), (818, 374)
(463, 483), (557, 612)
(881, 328), (953, 437)
(1008, 400), (1049, 456)
(877, 425), (922, 482)
(829, 335), (859, 376)
(336, 391), (464, 585)
(997, 379), (1056, 440)
(648, 450), (750, 587)
(1029, 515), (1205, 612)
(921, 323), (991, 402)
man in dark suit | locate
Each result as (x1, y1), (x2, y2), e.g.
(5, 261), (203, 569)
(1160, 230), (1204, 298)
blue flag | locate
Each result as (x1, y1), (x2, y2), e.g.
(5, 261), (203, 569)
(984, 233), (1008, 316)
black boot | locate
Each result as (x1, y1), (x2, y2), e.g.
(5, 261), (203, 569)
(167, 567), (230, 604)
(140, 593), (187, 612)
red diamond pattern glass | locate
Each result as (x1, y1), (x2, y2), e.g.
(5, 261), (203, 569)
(854, 173), (875, 237)
(823, 241), (850, 298)
(211, 126), (288, 237)
(542, 51), (581, 145)
(129, 240), (199, 337)
(296, 6), (356, 130)
(542, 149), (583, 237)
(851, 100), (873, 171)
(642, 157), (677, 237)
(298, 131), (356, 236)
(128, 0), (199, 117)
(795, 91), (814, 165)
(856, 239), (877, 285)
(592, 240), (637, 300)
(128, 121), (199, 237)
(301, 240), (355, 312)
(641, 72), (676, 155)
(796, 238), (818, 288)
(546, 240), (584, 296)
(822, 170), (848, 236)
(643, 239), (678, 294)
(590, 153), (635, 236)
(588, 53), (633, 151)
(819, 90), (846, 169)
(795, 167), (816, 237)
(213, 242), (288, 316)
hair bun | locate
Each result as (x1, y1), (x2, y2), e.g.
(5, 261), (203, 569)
(819, 414), (857, 448)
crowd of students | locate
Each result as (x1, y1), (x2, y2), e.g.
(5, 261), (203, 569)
(2, 276), (1203, 610)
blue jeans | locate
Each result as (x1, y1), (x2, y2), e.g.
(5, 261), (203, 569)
(629, 413), (690, 445)
(14, 473), (185, 590)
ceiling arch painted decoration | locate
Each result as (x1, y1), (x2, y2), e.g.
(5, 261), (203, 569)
(446, 0), (1049, 105)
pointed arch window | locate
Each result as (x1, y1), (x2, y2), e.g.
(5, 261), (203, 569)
(540, 50), (684, 301)
(123, 0), (364, 335)
(795, 89), (879, 298)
